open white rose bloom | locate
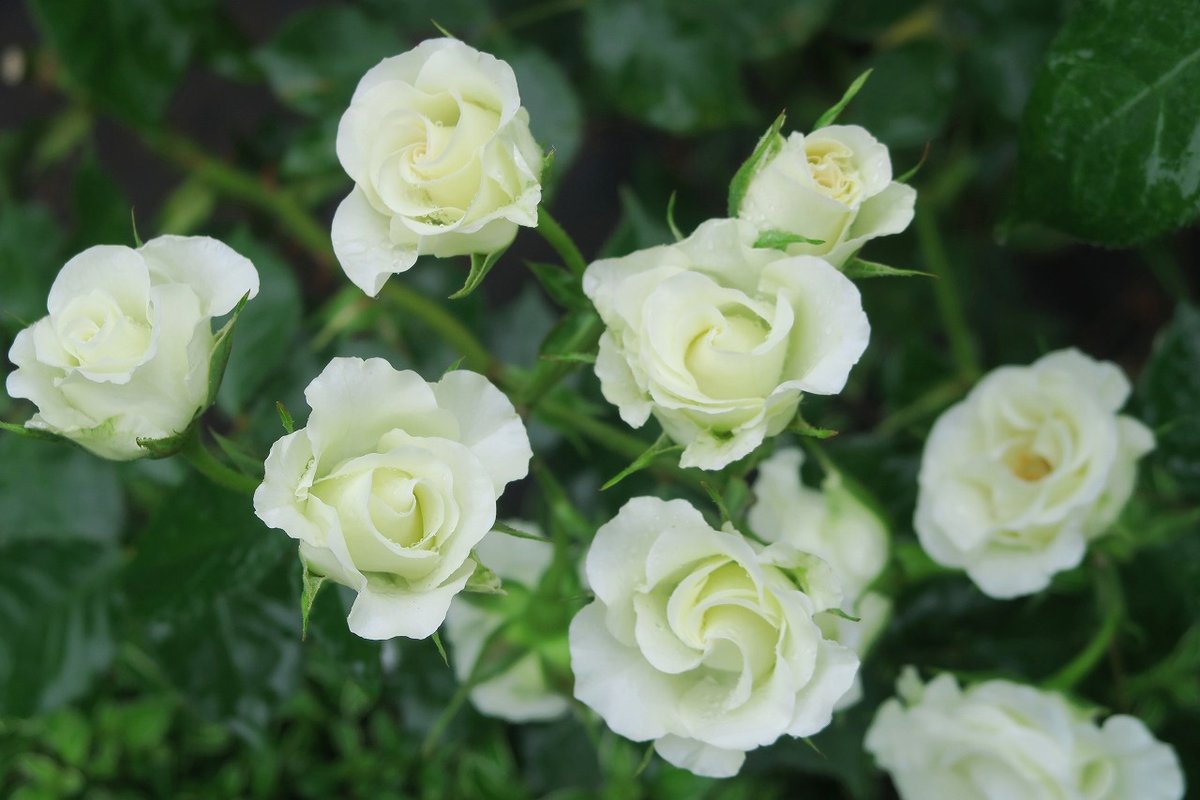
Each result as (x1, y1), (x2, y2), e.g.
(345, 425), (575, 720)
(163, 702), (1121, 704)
(749, 447), (891, 708)
(582, 218), (869, 470)
(738, 124), (915, 267)
(443, 522), (569, 723)
(5, 236), (258, 460)
(866, 669), (1185, 800)
(915, 348), (1154, 598)
(332, 37), (544, 296)
(569, 497), (859, 778)
(253, 357), (532, 640)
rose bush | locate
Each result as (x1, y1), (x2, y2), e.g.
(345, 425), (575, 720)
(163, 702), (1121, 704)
(569, 496), (859, 778)
(443, 523), (570, 723)
(5, 236), (258, 460)
(914, 348), (1154, 598)
(253, 357), (532, 640)
(749, 447), (891, 708)
(865, 669), (1185, 800)
(331, 37), (544, 296)
(737, 124), (916, 267)
(582, 218), (869, 470)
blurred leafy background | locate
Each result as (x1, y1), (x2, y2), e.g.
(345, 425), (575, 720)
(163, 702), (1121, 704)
(1, 0), (1198, 797)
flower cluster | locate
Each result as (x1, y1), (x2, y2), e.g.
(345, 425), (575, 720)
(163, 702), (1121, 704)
(866, 670), (1185, 800)
(3, 33), (1184, 796)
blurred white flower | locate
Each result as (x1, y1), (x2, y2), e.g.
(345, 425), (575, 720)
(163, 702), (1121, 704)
(443, 522), (570, 723)
(915, 348), (1154, 598)
(866, 669), (1185, 800)
(254, 357), (532, 640)
(6, 236), (258, 460)
(750, 447), (891, 708)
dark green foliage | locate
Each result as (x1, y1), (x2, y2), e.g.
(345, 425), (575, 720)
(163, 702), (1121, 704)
(1017, 0), (1200, 244)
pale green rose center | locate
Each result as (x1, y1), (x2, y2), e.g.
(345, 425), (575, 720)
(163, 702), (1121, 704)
(806, 140), (863, 206)
(55, 289), (152, 372)
(658, 558), (781, 682)
(684, 306), (787, 401)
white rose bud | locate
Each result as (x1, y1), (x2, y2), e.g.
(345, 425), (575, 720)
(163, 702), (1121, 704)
(738, 125), (916, 266)
(253, 357), (532, 640)
(332, 37), (544, 296)
(865, 669), (1185, 800)
(749, 447), (892, 708)
(583, 218), (869, 470)
(569, 497), (859, 778)
(443, 523), (570, 723)
(5, 236), (259, 460)
(915, 348), (1154, 598)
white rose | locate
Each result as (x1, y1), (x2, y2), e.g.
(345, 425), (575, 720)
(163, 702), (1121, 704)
(749, 447), (892, 708)
(914, 348), (1154, 598)
(582, 218), (870, 470)
(332, 37), (543, 296)
(865, 669), (1185, 800)
(253, 357), (532, 640)
(569, 496), (859, 778)
(443, 522), (570, 723)
(738, 125), (916, 267)
(5, 236), (258, 460)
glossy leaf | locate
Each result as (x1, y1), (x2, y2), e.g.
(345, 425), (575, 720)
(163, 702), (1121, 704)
(1016, 0), (1200, 244)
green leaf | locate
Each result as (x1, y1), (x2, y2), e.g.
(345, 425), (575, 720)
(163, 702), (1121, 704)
(601, 433), (684, 490)
(727, 112), (787, 216)
(123, 480), (292, 624)
(0, 540), (120, 717)
(27, 0), (215, 125)
(206, 293), (251, 409)
(464, 555), (505, 595)
(431, 631), (450, 668)
(300, 560), (326, 641)
(135, 429), (191, 459)
(254, 5), (403, 115)
(1016, 0), (1200, 245)
(753, 230), (826, 250)
(790, 413), (838, 439)
(0, 421), (71, 445)
(1139, 303), (1200, 496)
(0, 434), (124, 545)
(842, 257), (933, 279)
(450, 246), (509, 300)
(813, 69), (873, 130)
(275, 401), (295, 434)
(526, 260), (589, 312)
